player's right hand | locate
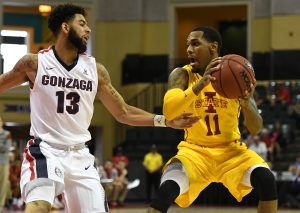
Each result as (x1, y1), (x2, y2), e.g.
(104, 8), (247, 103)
(192, 57), (222, 95)
(202, 57), (222, 84)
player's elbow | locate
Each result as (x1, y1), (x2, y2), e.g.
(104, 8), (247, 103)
(248, 126), (262, 135)
(114, 108), (128, 124)
(163, 107), (172, 121)
(163, 97), (181, 121)
(245, 117), (263, 134)
(163, 103), (178, 121)
(115, 114), (126, 124)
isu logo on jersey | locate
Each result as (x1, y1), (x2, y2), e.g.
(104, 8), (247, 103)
(195, 92), (228, 112)
(41, 75), (93, 91)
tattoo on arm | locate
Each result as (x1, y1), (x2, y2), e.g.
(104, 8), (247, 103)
(108, 84), (124, 105)
(0, 54), (36, 89)
(97, 63), (125, 105)
(15, 54), (37, 72)
(168, 68), (189, 90)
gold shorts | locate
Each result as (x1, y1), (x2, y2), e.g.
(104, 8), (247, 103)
(163, 141), (268, 208)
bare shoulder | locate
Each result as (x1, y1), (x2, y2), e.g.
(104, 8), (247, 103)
(18, 53), (38, 71)
(96, 62), (111, 86)
(21, 54), (38, 84)
(168, 67), (189, 90)
(0, 54), (38, 92)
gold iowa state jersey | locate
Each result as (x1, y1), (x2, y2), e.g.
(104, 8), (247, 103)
(182, 65), (241, 146)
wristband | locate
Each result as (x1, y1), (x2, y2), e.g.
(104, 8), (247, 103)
(153, 115), (167, 127)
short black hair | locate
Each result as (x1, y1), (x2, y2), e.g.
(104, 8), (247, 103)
(48, 4), (86, 36)
(192, 26), (222, 54)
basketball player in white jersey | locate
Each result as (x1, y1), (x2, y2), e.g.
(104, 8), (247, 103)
(0, 4), (200, 213)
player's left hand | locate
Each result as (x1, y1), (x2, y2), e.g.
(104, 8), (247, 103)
(166, 112), (200, 129)
(239, 83), (255, 107)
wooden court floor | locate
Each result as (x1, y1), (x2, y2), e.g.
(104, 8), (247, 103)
(107, 206), (300, 213)
(3, 206), (298, 213)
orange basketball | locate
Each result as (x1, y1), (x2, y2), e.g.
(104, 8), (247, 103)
(211, 54), (256, 99)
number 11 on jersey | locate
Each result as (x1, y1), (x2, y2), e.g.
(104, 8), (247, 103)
(204, 114), (221, 136)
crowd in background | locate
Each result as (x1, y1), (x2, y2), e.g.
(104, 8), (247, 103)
(244, 81), (300, 208)
(0, 119), (23, 211)
(244, 82), (299, 163)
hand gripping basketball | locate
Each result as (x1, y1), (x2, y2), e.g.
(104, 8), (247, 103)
(211, 54), (256, 99)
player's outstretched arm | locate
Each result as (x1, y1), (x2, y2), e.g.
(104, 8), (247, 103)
(240, 84), (263, 134)
(96, 63), (200, 129)
(0, 54), (37, 93)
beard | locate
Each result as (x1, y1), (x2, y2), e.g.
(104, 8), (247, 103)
(68, 28), (87, 53)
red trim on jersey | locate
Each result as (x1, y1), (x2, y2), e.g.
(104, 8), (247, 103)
(79, 52), (94, 58)
(24, 139), (36, 180)
(38, 46), (52, 54)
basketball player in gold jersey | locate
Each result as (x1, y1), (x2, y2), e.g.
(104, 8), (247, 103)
(148, 26), (277, 213)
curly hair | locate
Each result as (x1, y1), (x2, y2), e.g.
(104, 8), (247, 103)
(48, 4), (86, 36)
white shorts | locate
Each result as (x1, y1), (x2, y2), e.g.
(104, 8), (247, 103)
(21, 139), (109, 213)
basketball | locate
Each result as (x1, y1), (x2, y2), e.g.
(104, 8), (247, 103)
(211, 54), (256, 99)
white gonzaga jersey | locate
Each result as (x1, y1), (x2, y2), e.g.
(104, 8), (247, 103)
(30, 47), (98, 145)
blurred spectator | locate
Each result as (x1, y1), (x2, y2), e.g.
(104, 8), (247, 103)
(265, 93), (276, 107)
(102, 161), (118, 180)
(9, 149), (23, 210)
(111, 161), (129, 207)
(278, 164), (300, 209)
(288, 101), (300, 129)
(295, 156), (300, 171)
(270, 120), (285, 153)
(276, 84), (292, 106)
(290, 164), (300, 179)
(260, 128), (280, 161)
(254, 90), (267, 109)
(248, 135), (268, 160)
(112, 146), (129, 168)
(0, 117), (12, 212)
(143, 144), (163, 202)
(101, 161), (118, 204)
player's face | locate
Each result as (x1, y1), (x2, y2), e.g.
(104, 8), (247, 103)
(186, 31), (214, 72)
(68, 14), (91, 53)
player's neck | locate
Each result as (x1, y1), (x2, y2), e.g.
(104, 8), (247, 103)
(54, 40), (79, 65)
(191, 67), (204, 75)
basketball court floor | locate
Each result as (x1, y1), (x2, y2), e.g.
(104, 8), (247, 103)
(107, 206), (300, 213)
(3, 206), (299, 213)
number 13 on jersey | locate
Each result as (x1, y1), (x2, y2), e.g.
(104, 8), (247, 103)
(56, 91), (80, 114)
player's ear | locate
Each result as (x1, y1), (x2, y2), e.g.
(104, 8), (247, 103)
(61, 22), (69, 34)
(210, 41), (218, 54)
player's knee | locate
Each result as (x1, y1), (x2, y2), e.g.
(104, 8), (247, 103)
(250, 167), (277, 201)
(25, 200), (52, 213)
(161, 162), (189, 195)
(150, 162), (189, 212)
